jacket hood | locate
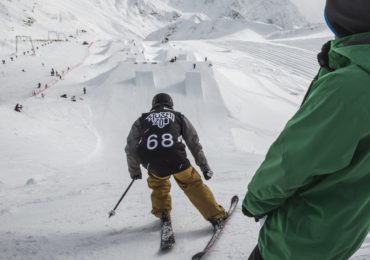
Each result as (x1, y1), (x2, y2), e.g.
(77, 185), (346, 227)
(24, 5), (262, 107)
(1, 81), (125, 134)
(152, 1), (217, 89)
(329, 32), (370, 72)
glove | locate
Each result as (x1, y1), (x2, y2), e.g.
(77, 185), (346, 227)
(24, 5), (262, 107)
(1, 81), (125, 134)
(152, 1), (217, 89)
(202, 170), (213, 180)
(130, 171), (142, 180)
(242, 205), (263, 222)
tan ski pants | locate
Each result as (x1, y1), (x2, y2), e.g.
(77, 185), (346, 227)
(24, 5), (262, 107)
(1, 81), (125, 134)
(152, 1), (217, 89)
(147, 166), (225, 220)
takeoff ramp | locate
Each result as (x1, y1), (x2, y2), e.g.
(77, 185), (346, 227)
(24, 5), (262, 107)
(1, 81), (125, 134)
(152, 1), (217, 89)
(135, 71), (155, 91)
(135, 70), (156, 105)
(185, 71), (203, 100)
(178, 54), (188, 61)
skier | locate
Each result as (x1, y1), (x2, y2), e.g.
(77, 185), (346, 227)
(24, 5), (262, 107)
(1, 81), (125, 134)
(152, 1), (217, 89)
(242, 1), (370, 259)
(193, 63), (196, 69)
(83, 87), (86, 95)
(125, 93), (227, 229)
(14, 104), (22, 112)
(51, 68), (54, 76)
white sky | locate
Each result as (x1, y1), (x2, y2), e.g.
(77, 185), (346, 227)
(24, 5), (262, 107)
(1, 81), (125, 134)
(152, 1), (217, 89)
(290, 0), (326, 23)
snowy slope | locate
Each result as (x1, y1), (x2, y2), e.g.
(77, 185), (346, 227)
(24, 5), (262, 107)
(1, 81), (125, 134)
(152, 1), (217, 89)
(0, 0), (369, 260)
(0, 0), (308, 54)
(290, 0), (325, 23)
(163, 0), (308, 28)
(0, 0), (178, 44)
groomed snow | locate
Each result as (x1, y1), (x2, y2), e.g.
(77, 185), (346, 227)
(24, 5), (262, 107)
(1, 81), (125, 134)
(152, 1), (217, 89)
(0, 1), (369, 259)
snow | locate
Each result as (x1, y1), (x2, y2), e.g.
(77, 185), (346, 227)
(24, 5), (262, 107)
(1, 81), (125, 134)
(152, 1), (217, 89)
(185, 71), (203, 99)
(163, 0), (308, 28)
(290, 0), (326, 23)
(0, 0), (369, 259)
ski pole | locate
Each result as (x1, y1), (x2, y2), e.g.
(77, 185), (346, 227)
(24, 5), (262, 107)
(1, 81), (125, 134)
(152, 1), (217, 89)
(108, 179), (135, 218)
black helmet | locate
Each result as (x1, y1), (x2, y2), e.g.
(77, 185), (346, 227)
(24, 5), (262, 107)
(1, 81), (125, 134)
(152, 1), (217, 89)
(152, 93), (173, 109)
(325, 0), (370, 37)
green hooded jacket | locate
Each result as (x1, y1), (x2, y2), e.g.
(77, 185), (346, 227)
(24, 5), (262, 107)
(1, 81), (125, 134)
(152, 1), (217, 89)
(243, 32), (370, 260)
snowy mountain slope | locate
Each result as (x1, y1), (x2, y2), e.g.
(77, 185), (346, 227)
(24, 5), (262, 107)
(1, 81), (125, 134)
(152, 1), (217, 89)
(290, 0), (325, 23)
(163, 0), (308, 28)
(0, 0), (178, 43)
(145, 19), (280, 41)
(145, 0), (309, 41)
(0, 1), (369, 260)
(0, 0), (309, 55)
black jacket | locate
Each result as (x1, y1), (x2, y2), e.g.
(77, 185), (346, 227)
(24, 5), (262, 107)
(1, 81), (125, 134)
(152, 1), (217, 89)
(125, 105), (210, 177)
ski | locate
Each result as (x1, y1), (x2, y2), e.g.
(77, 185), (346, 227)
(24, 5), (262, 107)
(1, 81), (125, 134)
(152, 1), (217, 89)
(192, 195), (239, 260)
(160, 215), (175, 251)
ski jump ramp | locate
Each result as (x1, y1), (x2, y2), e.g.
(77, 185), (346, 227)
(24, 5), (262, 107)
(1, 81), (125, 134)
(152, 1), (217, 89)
(135, 71), (155, 91)
(178, 54), (187, 61)
(135, 70), (156, 105)
(185, 71), (204, 100)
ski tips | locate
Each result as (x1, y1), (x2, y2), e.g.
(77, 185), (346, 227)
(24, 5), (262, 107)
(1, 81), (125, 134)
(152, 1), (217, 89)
(231, 195), (239, 203)
(108, 210), (116, 218)
(160, 244), (174, 251)
(192, 252), (205, 260)
(191, 195), (239, 260)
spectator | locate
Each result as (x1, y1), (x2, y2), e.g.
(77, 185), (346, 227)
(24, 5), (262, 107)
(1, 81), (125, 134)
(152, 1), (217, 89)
(242, 1), (370, 259)
(14, 104), (22, 112)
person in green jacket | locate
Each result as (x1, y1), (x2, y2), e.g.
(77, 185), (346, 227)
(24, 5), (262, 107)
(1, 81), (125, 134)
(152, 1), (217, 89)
(242, 1), (370, 259)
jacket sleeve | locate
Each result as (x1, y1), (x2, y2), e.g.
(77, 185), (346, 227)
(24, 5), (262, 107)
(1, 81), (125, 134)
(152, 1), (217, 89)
(125, 118), (142, 179)
(243, 74), (369, 216)
(181, 115), (210, 173)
